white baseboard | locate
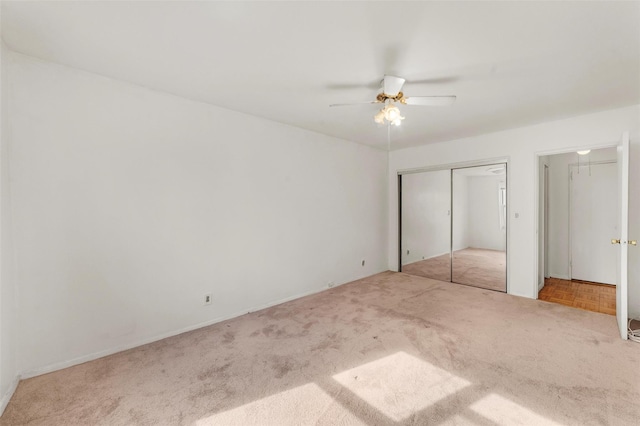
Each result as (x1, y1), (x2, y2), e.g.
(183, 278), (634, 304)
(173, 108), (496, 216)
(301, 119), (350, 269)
(549, 274), (570, 280)
(402, 251), (450, 266)
(20, 269), (386, 379)
(0, 375), (20, 416)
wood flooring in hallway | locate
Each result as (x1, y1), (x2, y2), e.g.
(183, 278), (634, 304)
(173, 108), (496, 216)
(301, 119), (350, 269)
(538, 277), (616, 315)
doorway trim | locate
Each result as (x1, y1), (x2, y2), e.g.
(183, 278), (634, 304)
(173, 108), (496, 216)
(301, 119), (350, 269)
(533, 142), (620, 300)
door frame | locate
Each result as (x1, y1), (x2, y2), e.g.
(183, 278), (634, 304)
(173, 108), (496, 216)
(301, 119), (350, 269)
(532, 135), (629, 340)
(534, 141), (622, 298)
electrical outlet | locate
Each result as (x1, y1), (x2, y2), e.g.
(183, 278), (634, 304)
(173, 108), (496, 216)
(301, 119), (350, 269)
(203, 294), (212, 305)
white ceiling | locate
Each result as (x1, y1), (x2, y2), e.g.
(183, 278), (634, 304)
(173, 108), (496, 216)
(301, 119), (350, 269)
(2, 1), (639, 150)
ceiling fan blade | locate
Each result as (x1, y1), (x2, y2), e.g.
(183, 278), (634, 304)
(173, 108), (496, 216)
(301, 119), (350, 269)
(403, 96), (456, 106)
(326, 82), (378, 91)
(329, 101), (380, 107)
(383, 75), (405, 97)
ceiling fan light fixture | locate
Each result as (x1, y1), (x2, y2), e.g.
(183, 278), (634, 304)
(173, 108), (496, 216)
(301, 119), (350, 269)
(383, 103), (401, 121)
(374, 103), (404, 125)
(331, 74), (457, 132)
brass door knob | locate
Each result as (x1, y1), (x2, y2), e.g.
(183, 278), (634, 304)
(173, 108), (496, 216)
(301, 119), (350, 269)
(630, 240), (637, 246)
(611, 239), (621, 244)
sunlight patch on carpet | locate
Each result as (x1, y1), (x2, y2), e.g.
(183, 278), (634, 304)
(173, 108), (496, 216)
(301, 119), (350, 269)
(469, 393), (563, 425)
(333, 351), (471, 421)
(194, 382), (364, 426)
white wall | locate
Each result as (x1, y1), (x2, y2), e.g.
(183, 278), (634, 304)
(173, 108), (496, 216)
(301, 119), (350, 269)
(0, 37), (19, 412)
(547, 149), (617, 280)
(8, 52), (389, 376)
(388, 104), (640, 317)
(401, 170), (450, 264)
(465, 175), (506, 251)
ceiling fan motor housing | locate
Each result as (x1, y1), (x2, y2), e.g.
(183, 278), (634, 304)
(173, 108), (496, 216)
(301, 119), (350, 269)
(377, 92), (405, 103)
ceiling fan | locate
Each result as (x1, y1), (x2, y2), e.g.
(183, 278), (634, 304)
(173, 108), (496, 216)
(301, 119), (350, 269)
(330, 75), (456, 126)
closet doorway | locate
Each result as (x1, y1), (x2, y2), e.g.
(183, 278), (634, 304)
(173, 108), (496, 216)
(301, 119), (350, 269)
(399, 163), (507, 292)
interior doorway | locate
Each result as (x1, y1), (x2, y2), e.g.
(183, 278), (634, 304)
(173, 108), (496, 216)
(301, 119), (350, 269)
(537, 147), (617, 315)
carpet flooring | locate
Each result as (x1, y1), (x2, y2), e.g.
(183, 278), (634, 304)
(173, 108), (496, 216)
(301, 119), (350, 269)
(401, 252), (452, 282)
(402, 248), (506, 292)
(2, 272), (639, 425)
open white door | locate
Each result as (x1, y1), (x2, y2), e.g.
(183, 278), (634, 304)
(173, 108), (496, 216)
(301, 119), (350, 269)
(616, 132), (629, 340)
(570, 162), (617, 284)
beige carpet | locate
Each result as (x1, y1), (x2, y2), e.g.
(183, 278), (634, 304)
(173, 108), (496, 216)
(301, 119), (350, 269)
(403, 248), (506, 292)
(402, 252), (452, 282)
(3, 272), (639, 425)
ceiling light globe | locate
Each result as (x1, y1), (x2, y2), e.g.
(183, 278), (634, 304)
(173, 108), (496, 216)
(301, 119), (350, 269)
(384, 104), (400, 121)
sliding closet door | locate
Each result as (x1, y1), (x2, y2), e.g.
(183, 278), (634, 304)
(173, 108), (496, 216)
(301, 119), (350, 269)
(400, 170), (451, 282)
(451, 164), (507, 292)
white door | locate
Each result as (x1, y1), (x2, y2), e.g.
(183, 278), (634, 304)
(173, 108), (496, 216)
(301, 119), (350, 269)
(616, 132), (629, 340)
(570, 162), (617, 284)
